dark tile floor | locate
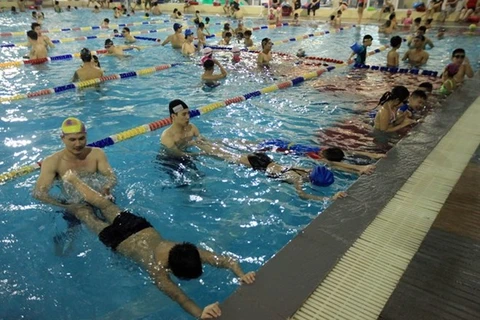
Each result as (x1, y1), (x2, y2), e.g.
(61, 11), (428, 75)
(379, 148), (480, 320)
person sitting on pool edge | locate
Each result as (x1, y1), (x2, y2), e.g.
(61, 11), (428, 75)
(161, 99), (203, 158)
(72, 48), (104, 82)
(61, 169), (255, 320)
(201, 59), (227, 88)
(193, 140), (347, 201)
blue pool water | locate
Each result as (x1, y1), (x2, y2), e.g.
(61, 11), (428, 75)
(1, 8), (479, 320)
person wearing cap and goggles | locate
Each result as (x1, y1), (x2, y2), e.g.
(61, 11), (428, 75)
(160, 99), (203, 157)
(34, 117), (117, 209)
(72, 48), (104, 82)
(161, 23), (185, 49)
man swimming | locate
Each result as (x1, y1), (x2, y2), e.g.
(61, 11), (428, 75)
(160, 99), (202, 157)
(61, 169), (255, 319)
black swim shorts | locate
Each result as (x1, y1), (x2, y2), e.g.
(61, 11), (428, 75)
(99, 211), (152, 250)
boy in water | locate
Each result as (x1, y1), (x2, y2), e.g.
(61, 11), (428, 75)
(386, 35), (402, 67)
(243, 30), (253, 47)
(348, 34), (373, 65)
(27, 30), (47, 59)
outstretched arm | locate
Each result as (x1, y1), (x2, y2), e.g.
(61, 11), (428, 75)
(346, 150), (386, 160)
(199, 249), (256, 284)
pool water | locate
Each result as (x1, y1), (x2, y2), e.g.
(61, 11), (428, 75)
(1, 8), (479, 320)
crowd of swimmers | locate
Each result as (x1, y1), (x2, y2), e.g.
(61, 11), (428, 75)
(1, 2), (476, 319)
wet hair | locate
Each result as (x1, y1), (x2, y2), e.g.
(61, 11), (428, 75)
(415, 35), (425, 42)
(385, 20), (392, 27)
(104, 18), (110, 23)
(244, 30), (252, 36)
(94, 5), (98, 9)
(337, 10), (342, 15)
(80, 48), (92, 62)
(411, 90), (427, 101)
(261, 37), (271, 48)
(123, 27), (130, 33)
(173, 8), (177, 12)
(55, 1), (59, 4)
(203, 59), (214, 70)
(205, 17), (210, 23)
(194, 18), (200, 25)
(390, 35), (402, 48)
(27, 30), (38, 40)
(426, 18), (433, 24)
(451, 48), (465, 57)
(389, 13), (396, 20)
(113, 29), (119, 33)
(145, 13), (150, 17)
(322, 148), (345, 162)
(363, 34), (373, 42)
(330, 14), (335, 21)
(294, 13), (299, 18)
(168, 242), (203, 280)
(414, 17), (421, 24)
(378, 86), (410, 106)
(224, 32), (232, 38)
(31, 22), (41, 30)
(198, 22), (205, 28)
(32, 11), (36, 17)
(195, 10), (199, 14)
(93, 55), (100, 68)
(418, 82), (433, 93)
(236, 32), (244, 39)
(224, 23), (230, 30)
(418, 26), (427, 33)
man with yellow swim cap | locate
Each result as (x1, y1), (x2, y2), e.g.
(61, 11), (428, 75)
(34, 117), (117, 209)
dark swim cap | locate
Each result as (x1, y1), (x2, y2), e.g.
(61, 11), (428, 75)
(169, 99), (189, 115)
(309, 166), (334, 186)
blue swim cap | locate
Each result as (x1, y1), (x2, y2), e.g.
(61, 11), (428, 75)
(309, 166), (334, 187)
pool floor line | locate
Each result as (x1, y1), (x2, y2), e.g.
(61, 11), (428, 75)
(218, 72), (480, 319)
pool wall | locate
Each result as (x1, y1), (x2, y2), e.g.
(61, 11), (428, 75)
(219, 72), (480, 319)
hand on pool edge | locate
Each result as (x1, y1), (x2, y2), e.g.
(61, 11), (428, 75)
(332, 191), (347, 200)
(240, 271), (256, 284)
(201, 302), (221, 319)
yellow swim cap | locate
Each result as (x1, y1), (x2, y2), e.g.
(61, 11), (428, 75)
(61, 117), (86, 135)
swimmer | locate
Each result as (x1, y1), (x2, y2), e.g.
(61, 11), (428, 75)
(160, 100), (202, 157)
(386, 36), (402, 67)
(196, 22), (210, 48)
(222, 23), (232, 39)
(161, 23), (185, 49)
(72, 48), (104, 82)
(31, 22), (55, 49)
(151, 2), (162, 15)
(122, 27), (136, 43)
(92, 5), (100, 13)
(379, 20), (394, 34)
(408, 26), (434, 49)
(257, 38), (273, 68)
(347, 34), (373, 65)
(61, 169), (255, 320)
(101, 18), (110, 28)
(227, 139), (382, 175)
(334, 10), (342, 27)
(104, 39), (141, 57)
(54, 0), (62, 13)
(441, 48), (473, 84)
(234, 20), (247, 34)
(201, 59), (227, 87)
(18, 0), (26, 12)
(243, 30), (253, 47)
(182, 29), (196, 56)
(402, 35), (429, 67)
(373, 86), (417, 132)
(292, 13), (300, 26)
(26, 30), (48, 60)
(402, 9), (413, 26)
(34, 117), (117, 207)
(439, 63), (459, 95)
(218, 32), (232, 45)
(437, 27), (446, 39)
(200, 47), (213, 64)
(418, 82), (433, 94)
(411, 17), (421, 32)
(232, 46), (241, 63)
(194, 140), (347, 202)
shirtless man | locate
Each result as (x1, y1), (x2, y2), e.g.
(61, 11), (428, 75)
(34, 117), (116, 209)
(104, 39), (141, 57)
(61, 169), (255, 319)
(182, 29), (196, 56)
(151, 2), (161, 15)
(31, 22), (55, 49)
(402, 35), (429, 67)
(201, 59), (227, 87)
(26, 30), (48, 60)
(160, 99), (202, 157)
(257, 38), (273, 68)
(72, 48), (104, 82)
(161, 23), (185, 49)
(122, 27), (136, 43)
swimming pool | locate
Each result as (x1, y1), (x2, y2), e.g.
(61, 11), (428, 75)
(1, 8), (479, 320)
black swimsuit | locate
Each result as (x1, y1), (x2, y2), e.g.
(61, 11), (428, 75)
(247, 153), (273, 171)
(99, 211), (152, 250)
